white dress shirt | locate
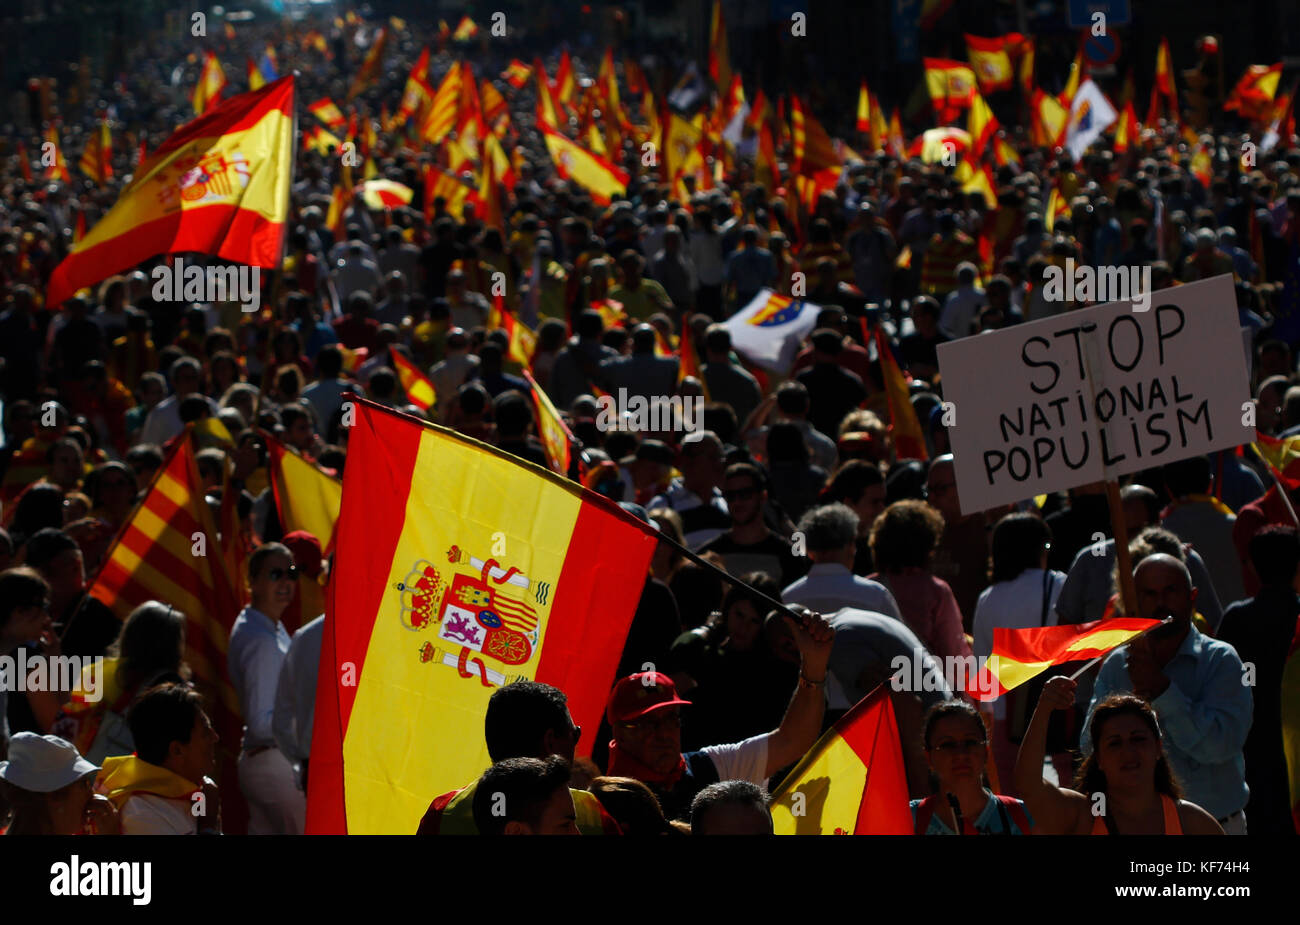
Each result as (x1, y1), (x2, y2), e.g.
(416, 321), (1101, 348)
(228, 606), (292, 752)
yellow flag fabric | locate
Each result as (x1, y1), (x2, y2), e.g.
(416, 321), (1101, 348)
(267, 434), (343, 555)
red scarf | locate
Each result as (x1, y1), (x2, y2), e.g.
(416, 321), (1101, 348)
(606, 741), (686, 789)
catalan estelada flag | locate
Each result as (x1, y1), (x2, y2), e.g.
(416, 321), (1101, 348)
(305, 400), (658, 833)
(874, 327), (928, 462)
(266, 432), (343, 556)
(541, 127), (629, 205)
(45, 75), (294, 310)
(85, 428), (247, 830)
(192, 51), (228, 115)
(770, 686), (912, 834)
(973, 618), (1160, 702)
(389, 345), (436, 411)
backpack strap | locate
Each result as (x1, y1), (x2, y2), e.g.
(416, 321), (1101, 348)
(995, 795), (1031, 834)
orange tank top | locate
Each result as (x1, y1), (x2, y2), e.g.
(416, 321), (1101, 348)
(1091, 794), (1183, 835)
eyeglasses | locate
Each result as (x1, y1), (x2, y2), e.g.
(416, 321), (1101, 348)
(268, 566), (299, 582)
(931, 738), (987, 754)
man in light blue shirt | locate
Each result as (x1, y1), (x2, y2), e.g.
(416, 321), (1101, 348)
(1083, 554), (1252, 832)
(228, 542), (304, 834)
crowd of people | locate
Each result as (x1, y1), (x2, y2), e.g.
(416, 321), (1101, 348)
(0, 9), (1298, 836)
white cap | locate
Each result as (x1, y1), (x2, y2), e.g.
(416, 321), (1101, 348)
(0, 732), (100, 793)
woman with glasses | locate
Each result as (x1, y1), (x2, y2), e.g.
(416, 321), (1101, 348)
(911, 700), (1032, 835)
(1014, 677), (1223, 834)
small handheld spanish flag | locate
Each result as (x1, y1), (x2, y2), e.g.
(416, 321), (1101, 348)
(389, 346), (436, 411)
(973, 618), (1161, 702)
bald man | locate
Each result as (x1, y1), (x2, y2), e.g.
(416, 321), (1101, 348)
(1081, 554), (1253, 833)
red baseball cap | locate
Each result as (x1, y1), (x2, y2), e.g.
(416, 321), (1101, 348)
(605, 672), (691, 726)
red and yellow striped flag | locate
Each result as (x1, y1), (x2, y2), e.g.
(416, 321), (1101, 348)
(192, 51), (228, 115)
(44, 126), (70, 183)
(541, 127), (629, 205)
(874, 327), (927, 461)
(790, 95), (841, 177)
(422, 60), (462, 144)
(72, 210), (87, 244)
(389, 345), (436, 411)
(266, 432), (343, 556)
(46, 76), (295, 310)
(770, 686), (912, 834)
(78, 119), (112, 185)
(973, 618), (1160, 702)
(86, 431), (247, 829)
(525, 370), (573, 475)
(304, 400), (657, 833)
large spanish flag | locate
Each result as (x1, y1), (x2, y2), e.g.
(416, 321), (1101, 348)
(770, 686), (912, 835)
(973, 618), (1160, 702)
(266, 432), (343, 556)
(46, 76), (294, 310)
(542, 126), (629, 205)
(305, 400), (658, 833)
(965, 33), (1020, 94)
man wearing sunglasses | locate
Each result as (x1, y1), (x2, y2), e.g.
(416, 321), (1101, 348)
(228, 542), (305, 834)
(699, 463), (806, 587)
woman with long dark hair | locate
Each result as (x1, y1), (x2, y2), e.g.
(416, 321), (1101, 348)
(1014, 676), (1223, 834)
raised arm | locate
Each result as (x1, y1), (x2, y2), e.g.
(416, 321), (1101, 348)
(1013, 676), (1088, 834)
(764, 610), (835, 777)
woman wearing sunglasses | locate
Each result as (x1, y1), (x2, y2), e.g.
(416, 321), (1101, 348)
(911, 700), (1032, 835)
(1014, 676), (1223, 834)
(228, 542), (305, 834)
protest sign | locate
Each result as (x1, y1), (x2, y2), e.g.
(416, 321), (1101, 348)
(936, 274), (1254, 514)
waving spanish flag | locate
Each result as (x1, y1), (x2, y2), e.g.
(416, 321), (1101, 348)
(770, 686), (912, 835)
(305, 400), (657, 833)
(389, 345), (436, 411)
(923, 58), (976, 121)
(965, 33), (1020, 94)
(1225, 63), (1283, 123)
(874, 327), (927, 461)
(308, 97), (346, 130)
(973, 618), (1160, 702)
(502, 59), (532, 89)
(541, 126), (629, 205)
(525, 370), (573, 475)
(46, 76), (294, 310)
(44, 126), (71, 183)
(192, 51), (228, 115)
(78, 119), (113, 186)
